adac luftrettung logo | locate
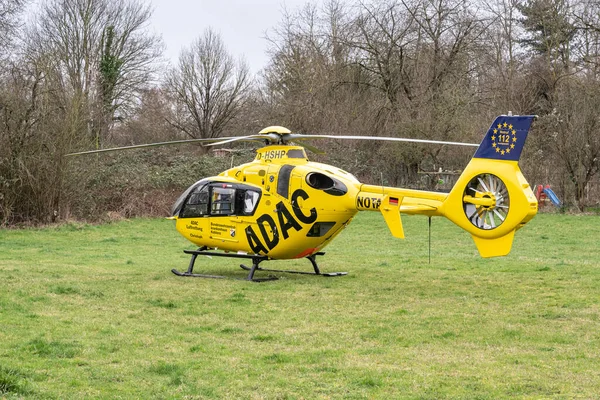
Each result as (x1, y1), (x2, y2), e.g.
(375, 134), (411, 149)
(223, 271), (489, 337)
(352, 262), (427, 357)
(491, 121), (517, 156)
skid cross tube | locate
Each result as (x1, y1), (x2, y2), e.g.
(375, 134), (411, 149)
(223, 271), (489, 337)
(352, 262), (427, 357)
(171, 247), (275, 281)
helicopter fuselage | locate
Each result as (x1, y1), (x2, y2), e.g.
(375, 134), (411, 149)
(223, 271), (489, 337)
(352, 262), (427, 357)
(172, 145), (368, 259)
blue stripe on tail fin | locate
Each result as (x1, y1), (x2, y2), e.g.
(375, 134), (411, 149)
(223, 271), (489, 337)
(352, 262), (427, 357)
(474, 115), (536, 161)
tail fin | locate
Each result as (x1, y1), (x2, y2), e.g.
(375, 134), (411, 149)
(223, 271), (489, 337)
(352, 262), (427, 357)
(441, 115), (538, 257)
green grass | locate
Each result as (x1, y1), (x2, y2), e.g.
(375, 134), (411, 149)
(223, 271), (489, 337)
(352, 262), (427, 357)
(0, 213), (599, 398)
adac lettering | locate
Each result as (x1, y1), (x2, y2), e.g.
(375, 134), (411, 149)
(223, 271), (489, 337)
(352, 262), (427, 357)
(245, 188), (317, 254)
(357, 196), (381, 209)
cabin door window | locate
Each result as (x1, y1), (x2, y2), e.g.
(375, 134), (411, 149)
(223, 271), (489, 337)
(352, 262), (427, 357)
(210, 187), (236, 216)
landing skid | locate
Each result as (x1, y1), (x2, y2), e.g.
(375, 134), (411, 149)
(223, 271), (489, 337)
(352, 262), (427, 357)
(171, 248), (347, 281)
(239, 252), (347, 277)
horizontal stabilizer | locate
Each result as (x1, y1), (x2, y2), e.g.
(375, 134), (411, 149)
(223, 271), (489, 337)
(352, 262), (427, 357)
(399, 204), (439, 213)
(471, 230), (515, 258)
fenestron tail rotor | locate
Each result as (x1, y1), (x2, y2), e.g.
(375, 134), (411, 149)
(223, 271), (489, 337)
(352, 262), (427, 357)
(462, 173), (510, 230)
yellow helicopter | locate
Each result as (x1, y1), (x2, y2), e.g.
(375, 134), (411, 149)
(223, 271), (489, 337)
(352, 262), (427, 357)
(69, 114), (538, 281)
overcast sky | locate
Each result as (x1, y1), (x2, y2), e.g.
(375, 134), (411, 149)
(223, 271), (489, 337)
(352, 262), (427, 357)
(150, 0), (319, 74)
(24, 0), (318, 75)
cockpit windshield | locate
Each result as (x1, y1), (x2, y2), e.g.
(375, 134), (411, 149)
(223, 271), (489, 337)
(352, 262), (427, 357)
(171, 179), (208, 217)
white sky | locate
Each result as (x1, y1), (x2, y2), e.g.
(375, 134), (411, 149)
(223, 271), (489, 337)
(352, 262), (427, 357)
(24, 0), (322, 75)
(149, 0), (319, 75)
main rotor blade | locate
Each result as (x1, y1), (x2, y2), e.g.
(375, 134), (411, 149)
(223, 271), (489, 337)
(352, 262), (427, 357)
(65, 137), (255, 156)
(203, 133), (280, 147)
(284, 133), (479, 148)
(202, 134), (325, 153)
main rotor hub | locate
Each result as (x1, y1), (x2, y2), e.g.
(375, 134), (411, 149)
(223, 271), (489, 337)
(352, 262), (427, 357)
(258, 126), (291, 135)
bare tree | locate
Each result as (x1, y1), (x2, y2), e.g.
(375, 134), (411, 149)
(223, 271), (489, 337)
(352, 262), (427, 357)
(111, 87), (179, 145)
(0, 0), (26, 52)
(477, 0), (527, 110)
(165, 28), (251, 141)
(0, 51), (86, 224)
(572, 0), (600, 78)
(0, 0), (161, 224)
(29, 0), (162, 146)
(536, 78), (600, 210)
(263, 2), (344, 132)
(349, 1), (416, 111)
(260, 0), (487, 187)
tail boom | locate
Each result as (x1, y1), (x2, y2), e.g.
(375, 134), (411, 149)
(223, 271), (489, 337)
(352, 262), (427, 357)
(357, 185), (447, 216)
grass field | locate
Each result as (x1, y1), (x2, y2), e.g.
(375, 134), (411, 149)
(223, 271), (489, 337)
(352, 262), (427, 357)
(1, 212), (600, 399)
